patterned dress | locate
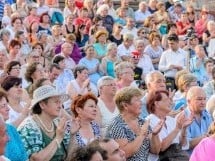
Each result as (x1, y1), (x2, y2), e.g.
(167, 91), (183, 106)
(17, 116), (70, 160)
(106, 115), (151, 161)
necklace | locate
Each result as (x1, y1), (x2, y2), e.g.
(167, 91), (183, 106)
(35, 115), (54, 133)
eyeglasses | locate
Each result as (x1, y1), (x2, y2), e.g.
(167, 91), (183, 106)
(11, 67), (21, 70)
(103, 83), (117, 87)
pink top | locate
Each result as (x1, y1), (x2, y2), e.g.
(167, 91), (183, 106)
(190, 137), (215, 161)
(195, 19), (207, 38)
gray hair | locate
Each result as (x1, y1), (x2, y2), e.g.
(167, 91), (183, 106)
(96, 4), (109, 15)
(134, 39), (145, 48)
(97, 76), (115, 92)
(0, 29), (10, 40)
(114, 61), (133, 79)
(145, 71), (164, 85)
(107, 43), (117, 52)
(186, 86), (205, 101)
(123, 33), (134, 41)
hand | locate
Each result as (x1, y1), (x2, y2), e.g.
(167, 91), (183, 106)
(71, 117), (81, 135)
(168, 88), (176, 100)
(169, 65), (176, 70)
(21, 105), (30, 117)
(83, 79), (90, 88)
(176, 111), (194, 130)
(152, 119), (165, 135)
(56, 117), (67, 142)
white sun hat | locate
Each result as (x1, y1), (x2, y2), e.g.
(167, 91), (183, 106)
(31, 85), (70, 108)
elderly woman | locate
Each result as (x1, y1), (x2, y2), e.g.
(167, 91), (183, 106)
(69, 93), (101, 149)
(106, 87), (162, 160)
(0, 29), (10, 51)
(173, 73), (197, 115)
(66, 65), (98, 99)
(100, 42), (121, 77)
(18, 85), (71, 161)
(96, 76), (119, 135)
(93, 30), (108, 61)
(135, 39), (154, 76)
(1, 76), (30, 127)
(146, 90), (192, 161)
(79, 45), (101, 85)
(25, 62), (46, 92)
(190, 122), (215, 161)
(115, 61), (135, 89)
(96, 4), (114, 34)
(144, 32), (163, 70)
(0, 89), (28, 161)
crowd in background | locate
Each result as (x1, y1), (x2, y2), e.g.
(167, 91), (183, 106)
(1, 0), (215, 160)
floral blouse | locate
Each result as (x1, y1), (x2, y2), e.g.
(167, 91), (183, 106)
(74, 121), (100, 147)
(17, 116), (70, 159)
(106, 115), (151, 161)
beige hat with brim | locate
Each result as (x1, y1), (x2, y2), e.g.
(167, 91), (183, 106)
(31, 85), (70, 109)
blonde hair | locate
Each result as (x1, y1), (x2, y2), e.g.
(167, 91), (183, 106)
(115, 87), (142, 112)
(114, 61), (133, 79)
(178, 73), (197, 92)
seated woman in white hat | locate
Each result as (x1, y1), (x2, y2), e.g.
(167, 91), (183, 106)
(18, 85), (75, 161)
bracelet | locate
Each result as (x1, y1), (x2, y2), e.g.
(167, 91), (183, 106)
(55, 138), (61, 149)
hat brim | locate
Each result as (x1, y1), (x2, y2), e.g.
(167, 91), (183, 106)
(31, 93), (70, 109)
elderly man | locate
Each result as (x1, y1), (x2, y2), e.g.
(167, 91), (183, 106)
(0, 115), (9, 159)
(140, 71), (167, 118)
(91, 138), (126, 161)
(184, 86), (213, 153)
(116, 0), (134, 19)
(135, 2), (151, 27)
(97, 76), (119, 135)
(60, 42), (76, 70)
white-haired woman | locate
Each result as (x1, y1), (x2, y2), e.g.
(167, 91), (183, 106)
(101, 42), (121, 77)
(96, 4), (114, 34)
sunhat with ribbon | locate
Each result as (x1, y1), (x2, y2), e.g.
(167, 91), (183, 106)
(31, 85), (70, 108)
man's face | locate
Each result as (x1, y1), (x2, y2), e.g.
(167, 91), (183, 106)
(189, 89), (206, 113)
(100, 140), (126, 161)
(168, 40), (178, 51)
(148, 74), (166, 91)
(0, 121), (9, 155)
(49, 67), (61, 82)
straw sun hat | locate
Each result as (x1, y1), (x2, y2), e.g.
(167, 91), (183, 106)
(31, 85), (69, 108)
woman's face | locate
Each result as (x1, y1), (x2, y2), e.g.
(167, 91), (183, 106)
(90, 151), (103, 161)
(98, 34), (107, 43)
(125, 95), (142, 116)
(156, 93), (172, 114)
(41, 96), (62, 117)
(10, 45), (21, 55)
(136, 43), (145, 53)
(30, 8), (37, 16)
(13, 19), (22, 30)
(32, 64), (45, 81)
(120, 68), (134, 83)
(86, 46), (95, 57)
(78, 99), (97, 120)
(9, 64), (21, 77)
(66, 15), (74, 24)
(152, 37), (160, 46)
(40, 33), (48, 42)
(7, 84), (23, 99)
(42, 15), (50, 23)
(2, 33), (10, 41)
(109, 46), (117, 56)
(33, 45), (43, 55)
(58, 59), (66, 69)
(67, 0), (75, 7)
(0, 97), (9, 121)
(77, 69), (88, 80)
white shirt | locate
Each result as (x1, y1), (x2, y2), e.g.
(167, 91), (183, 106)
(146, 114), (189, 161)
(137, 54), (154, 75)
(37, 5), (50, 16)
(60, 53), (76, 70)
(158, 48), (187, 78)
(97, 98), (119, 135)
(134, 9), (151, 22)
(117, 43), (135, 58)
(121, 26), (138, 39)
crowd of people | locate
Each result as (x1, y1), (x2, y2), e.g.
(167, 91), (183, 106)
(1, 0), (215, 160)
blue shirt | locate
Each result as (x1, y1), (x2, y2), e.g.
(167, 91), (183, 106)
(140, 94), (149, 119)
(5, 124), (28, 161)
(184, 108), (212, 152)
